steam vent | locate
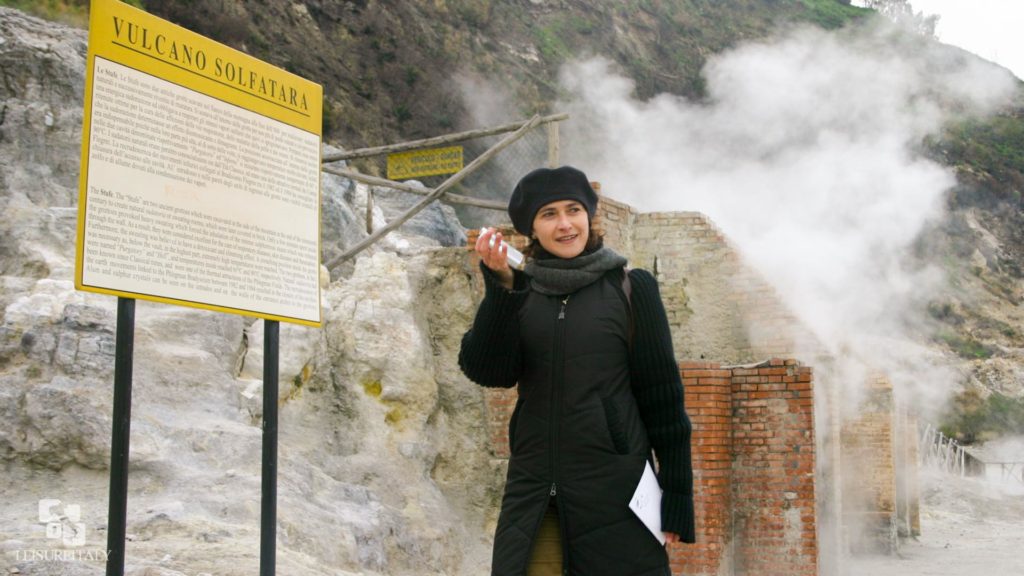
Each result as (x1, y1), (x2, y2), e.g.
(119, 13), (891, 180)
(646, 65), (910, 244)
(467, 193), (920, 576)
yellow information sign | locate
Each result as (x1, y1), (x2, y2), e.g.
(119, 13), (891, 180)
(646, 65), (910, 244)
(387, 146), (464, 180)
(76, 0), (323, 326)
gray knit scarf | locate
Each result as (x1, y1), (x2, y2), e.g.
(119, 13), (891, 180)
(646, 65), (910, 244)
(525, 247), (628, 295)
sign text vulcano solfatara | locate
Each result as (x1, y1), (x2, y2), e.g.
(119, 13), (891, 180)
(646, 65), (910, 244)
(111, 16), (310, 113)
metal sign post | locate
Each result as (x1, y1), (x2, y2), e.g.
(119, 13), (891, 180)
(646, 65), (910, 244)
(105, 297), (135, 576)
(260, 320), (279, 576)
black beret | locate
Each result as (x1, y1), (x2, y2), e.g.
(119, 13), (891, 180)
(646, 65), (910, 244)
(508, 166), (598, 235)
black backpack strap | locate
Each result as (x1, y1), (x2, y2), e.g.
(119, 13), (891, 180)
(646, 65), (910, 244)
(621, 267), (634, 351)
(622, 267), (632, 302)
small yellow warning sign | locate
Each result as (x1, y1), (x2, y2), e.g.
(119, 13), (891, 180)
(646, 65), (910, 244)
(387, 146), (464, 180)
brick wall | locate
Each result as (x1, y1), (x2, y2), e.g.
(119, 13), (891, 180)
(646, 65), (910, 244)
(669, 360), (817, 576)
(626, 208), (826, 366)
(595, 192), (636, 264)
(728, 360), (817, 576)
(896, 411), (921, 538)
(671, 362), (734, 576)
(840, 375), (898, 554)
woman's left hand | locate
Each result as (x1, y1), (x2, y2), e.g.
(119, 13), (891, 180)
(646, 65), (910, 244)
(663, 532), (680, 544)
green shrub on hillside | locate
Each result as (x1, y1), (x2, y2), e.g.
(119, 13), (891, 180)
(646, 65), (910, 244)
(932, 114), (1024, 197)
(935, 329), (995, 359)
(799, 0), (872, 29)
(942, 388), (1024, 443)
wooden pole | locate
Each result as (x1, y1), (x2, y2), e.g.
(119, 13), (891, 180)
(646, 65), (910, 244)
(366, 186), (374, 234)
(547, 120), (560, 168)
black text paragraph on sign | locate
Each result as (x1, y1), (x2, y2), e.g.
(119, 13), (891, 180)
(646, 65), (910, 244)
(89, 58), (319, 211)
(85, 188), (318, 312)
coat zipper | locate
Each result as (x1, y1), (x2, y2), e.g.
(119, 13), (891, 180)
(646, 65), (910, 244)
(552, 295), (569, 573)
(550, 295), (569, 496)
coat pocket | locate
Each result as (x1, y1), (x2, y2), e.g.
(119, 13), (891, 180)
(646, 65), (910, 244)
(601, 396), (630, 455)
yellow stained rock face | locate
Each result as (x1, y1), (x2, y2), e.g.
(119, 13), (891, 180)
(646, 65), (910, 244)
(362, 378), (383, 398)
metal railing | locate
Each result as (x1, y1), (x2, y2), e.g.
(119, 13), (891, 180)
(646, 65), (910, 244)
(920, 423), (966, 477)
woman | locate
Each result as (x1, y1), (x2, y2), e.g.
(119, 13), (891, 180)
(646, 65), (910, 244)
(459, 166), (695, 576)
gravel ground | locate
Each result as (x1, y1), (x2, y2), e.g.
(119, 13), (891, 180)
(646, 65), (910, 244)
(848, 468), (1024, 576)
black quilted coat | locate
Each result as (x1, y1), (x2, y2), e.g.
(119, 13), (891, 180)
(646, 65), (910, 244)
(459, 266), (695, 576)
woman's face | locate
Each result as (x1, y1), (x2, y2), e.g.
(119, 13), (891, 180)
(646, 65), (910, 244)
(531, 199), (590, 259)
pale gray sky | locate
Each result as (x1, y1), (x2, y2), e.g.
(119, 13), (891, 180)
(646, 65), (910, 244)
(896, 0), (1023, 80)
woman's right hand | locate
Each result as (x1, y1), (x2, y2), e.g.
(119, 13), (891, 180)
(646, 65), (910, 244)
(476, 228), (514, 290)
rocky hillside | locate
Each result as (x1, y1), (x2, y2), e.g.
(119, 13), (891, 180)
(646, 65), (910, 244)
(140, 0), (871, 147)
(921, 89), (1024, 437)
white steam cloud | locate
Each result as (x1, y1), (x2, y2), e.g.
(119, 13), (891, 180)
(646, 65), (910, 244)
(553, 23), (1016, 416)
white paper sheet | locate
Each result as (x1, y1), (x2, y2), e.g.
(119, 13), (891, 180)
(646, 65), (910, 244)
(629, 460), (666, 545)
